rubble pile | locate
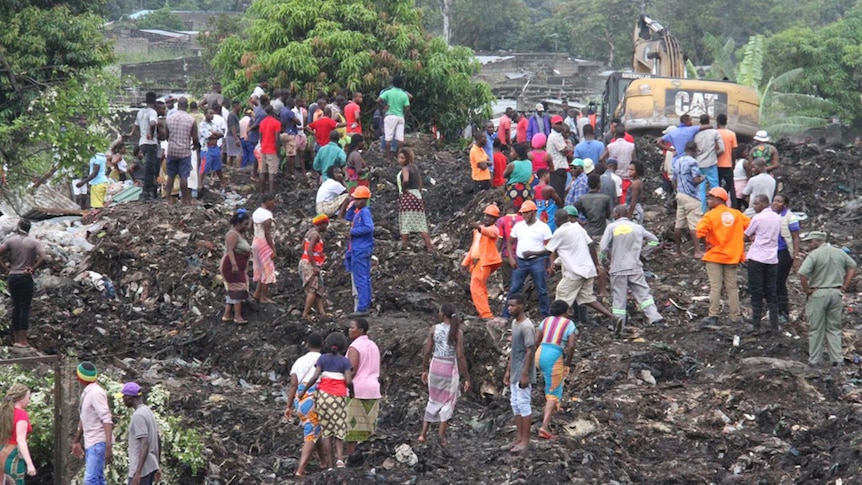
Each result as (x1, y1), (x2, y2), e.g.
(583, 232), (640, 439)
(9, 134), (862, 483)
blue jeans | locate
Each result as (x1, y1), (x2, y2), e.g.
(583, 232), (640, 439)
(699, 165), (720, 213)
(83, 442), (107, 485)
(502, 257), (550, 319)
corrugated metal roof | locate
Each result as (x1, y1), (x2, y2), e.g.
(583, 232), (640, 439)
(0, 184), (83, 220)
(139, 29), (189, 39)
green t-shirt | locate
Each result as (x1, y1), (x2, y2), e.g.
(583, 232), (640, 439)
(507, 160), (533, 185)
(380, 88), (410, 118)
(798, 243), (856, 289)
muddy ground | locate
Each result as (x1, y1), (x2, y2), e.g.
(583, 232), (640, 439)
(10, 134), (862, 484)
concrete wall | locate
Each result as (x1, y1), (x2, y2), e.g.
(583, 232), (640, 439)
(121, 57), (210, 93)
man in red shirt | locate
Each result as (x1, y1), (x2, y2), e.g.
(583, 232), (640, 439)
(515, 112), (528, 145)
(345, 92), (363, 137)
(259, 106), (283, 193)
(492, 138), (507, 187)
(307, 107), (344, 153)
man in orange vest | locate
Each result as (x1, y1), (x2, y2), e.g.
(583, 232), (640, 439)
(696, 187), (750, 326)
(462, 205), (502, 321)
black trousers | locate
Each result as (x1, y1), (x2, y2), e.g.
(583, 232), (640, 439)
(473, 180), (491, 193)
(776, 248), (793, 316)
(748, 260), (778, 326)
(549, 168), (568, 199)
(8, 274), (34, 331)
(718, 167), (737, 209)
(141, 144), (159, 200)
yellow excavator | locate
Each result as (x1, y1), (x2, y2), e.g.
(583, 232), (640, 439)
(602, 15), (760, 139)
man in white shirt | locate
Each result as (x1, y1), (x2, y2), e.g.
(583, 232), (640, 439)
(543, 206), (614, 323)
(546, 116), (571, 196)
(501, 201), (553, 320)
(693, 114), (725, 212)
(128, 92), (160, 201)
(316, 167), (350, 216)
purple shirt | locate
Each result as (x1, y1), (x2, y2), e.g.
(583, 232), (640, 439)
(349, 335), (381, 399)
(744, 208), (781, 264)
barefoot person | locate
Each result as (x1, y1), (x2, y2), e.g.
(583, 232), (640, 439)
(0, 220), (45, 348)
(503, 293), (536, 453)
(220, 209), (251, 324)
(0, 384), (37, 484)
(300, 215), (330, 319)
(252, 195), (277, 304)
(419, 303), (470, 446)
(345, 318), (381, 454)
(284, 333), (326, 476)
(535, 300), (577, 440)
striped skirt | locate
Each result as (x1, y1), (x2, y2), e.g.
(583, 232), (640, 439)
(424, 356), (460, 423)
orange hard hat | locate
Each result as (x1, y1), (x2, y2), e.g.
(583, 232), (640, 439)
(352, 186), (371, 199)
(707, 187), (729, 202)
(483, 204), (500, 218)
(519, 200), (538, 213)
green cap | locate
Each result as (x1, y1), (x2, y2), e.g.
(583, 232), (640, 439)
(564, 205), (579, 217)
(801, 231), (827, 241)
(570, 158), (584, 167)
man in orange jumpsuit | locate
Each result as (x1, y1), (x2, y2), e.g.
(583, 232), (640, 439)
(462, 204), (502, 320)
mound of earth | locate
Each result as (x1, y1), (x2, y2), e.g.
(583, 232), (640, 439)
(10, 134), (862, 484)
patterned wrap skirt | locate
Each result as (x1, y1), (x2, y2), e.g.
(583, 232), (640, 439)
(398, 189), (429, 235)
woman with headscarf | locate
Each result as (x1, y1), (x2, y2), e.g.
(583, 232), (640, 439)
(221, 208), (251, 324)
(252, 195), (277, 304)
(345, 318), (381, 454)
(0, 384), (37, 484)
(284, 333), (325, 476)
(418, 303), (469, 446)
(396, 147), (433, 252)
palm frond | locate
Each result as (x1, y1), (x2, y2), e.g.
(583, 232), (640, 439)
(736, 35), (763, 89)
(769, 68), (804, 91)
(764, 116), (831, 136)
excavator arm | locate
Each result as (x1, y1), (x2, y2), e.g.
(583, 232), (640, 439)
(632, 14), (685, 77)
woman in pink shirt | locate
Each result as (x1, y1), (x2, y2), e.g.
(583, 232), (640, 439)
(345, 318), (381, 455)
(0, 384), (36, 484)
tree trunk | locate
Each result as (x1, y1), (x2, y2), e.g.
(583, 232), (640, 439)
(441, 0), (452, 46)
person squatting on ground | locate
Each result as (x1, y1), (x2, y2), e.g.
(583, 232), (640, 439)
(600, 205), (665, 337)
(502, 201), (552, 321)
(72, 362), (113, 485)
(798, 231), (857, 366)
(0, 220), (45, 348)
(284, 333), (326, 477)
(743, 194), (782, 333)
(0, 384), (37, 484)
(220, 208), (252, 324)
(534, 300), (577, 440)
(462, 204), (502, 320)
(419, 303), (470, 446)
(300, 214), (330, 320)
(301, 332), (354, 469)
(344, 186), (374, 316)
(503, 293), (536, 453)
(696, 188), (750, 327)
(252, 195), (278, 304)
(345, 318), (381, 455)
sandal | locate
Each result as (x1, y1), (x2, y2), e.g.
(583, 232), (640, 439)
(335, 459), (345, 468)
(221, 316), (233, 322)
(234, 318), (249, 325)
(538, 429), (556, 440)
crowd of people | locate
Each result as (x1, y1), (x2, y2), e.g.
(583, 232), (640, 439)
(3, 75), (860, 481)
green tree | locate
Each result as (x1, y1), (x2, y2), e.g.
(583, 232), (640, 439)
(135, 4), (185, 31)
(212, 0), (493, 135)
(0, 2), (115, 186)
(762, 7), (862, 129)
